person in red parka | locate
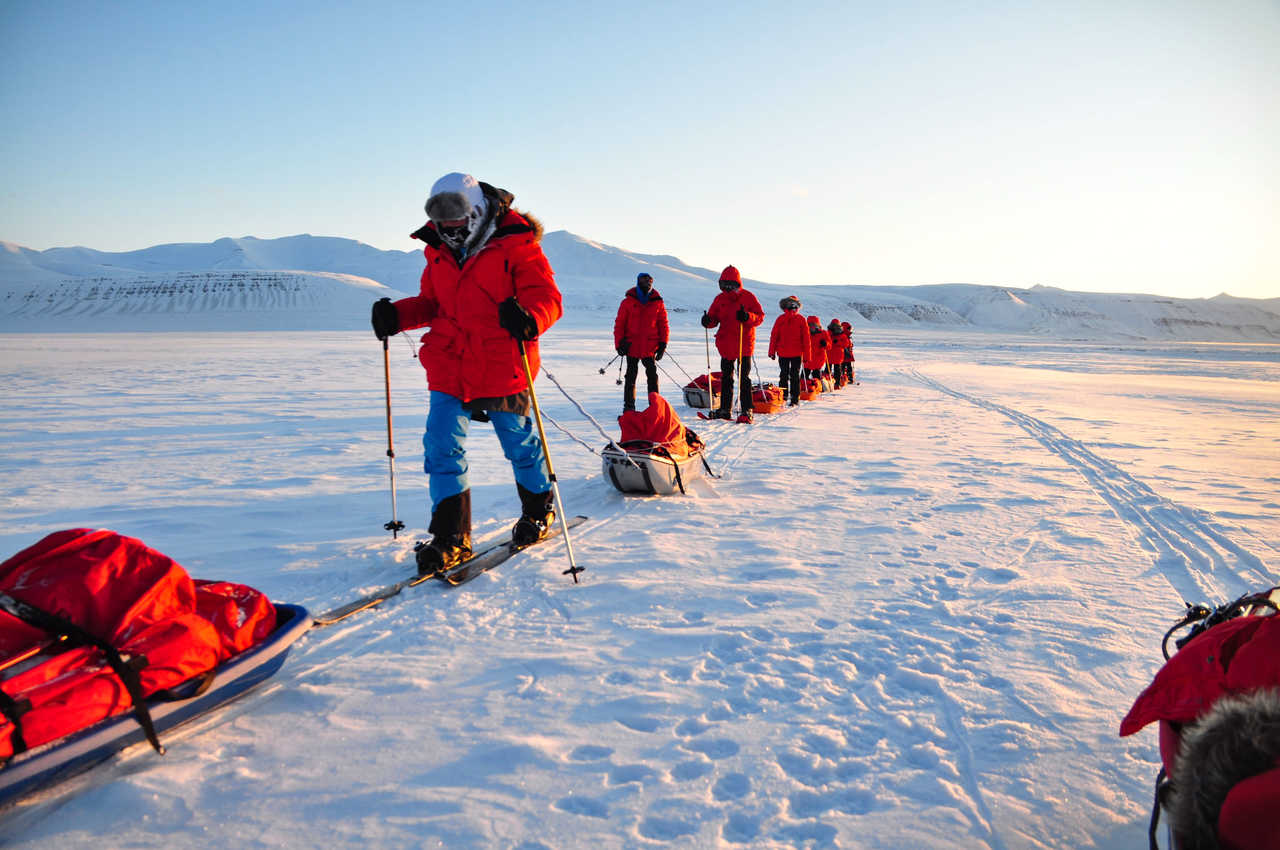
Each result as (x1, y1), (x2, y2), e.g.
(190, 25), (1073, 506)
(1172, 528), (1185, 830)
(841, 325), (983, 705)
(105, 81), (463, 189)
(700, 265), (764, 422)
(370, 172), (563, 575)
(826, 319), (848, 388)
(767, 295), (811, 406)
(613, 272), (669, 412)
(840, 321), (855, 384)
(803, 315), (830, 382)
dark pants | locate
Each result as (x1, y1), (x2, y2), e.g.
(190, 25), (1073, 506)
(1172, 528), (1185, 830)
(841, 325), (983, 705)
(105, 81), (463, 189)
(718, 356), (752, 415)
(623, 356), (658, 410)
(778, 356), (802, 404)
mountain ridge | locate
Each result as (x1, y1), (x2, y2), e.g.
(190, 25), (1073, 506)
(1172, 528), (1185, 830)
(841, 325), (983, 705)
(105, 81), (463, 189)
(2, 233), (1277, 339)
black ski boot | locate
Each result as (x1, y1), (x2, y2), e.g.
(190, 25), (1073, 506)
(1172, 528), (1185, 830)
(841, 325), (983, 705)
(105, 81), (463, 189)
(512, 484), (554, 547)
(416, 490), (472, 576)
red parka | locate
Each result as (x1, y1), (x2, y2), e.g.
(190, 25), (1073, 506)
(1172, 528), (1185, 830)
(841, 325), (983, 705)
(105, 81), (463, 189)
(803, 317), (830, 371)
(826, 324), (848, 366)
(1121, 610), (1280, 850)
(613, 288), (669, 358)
(395, 207), (562, 402)
(704, 288), (765, 359)
(768, 310), (812, 360)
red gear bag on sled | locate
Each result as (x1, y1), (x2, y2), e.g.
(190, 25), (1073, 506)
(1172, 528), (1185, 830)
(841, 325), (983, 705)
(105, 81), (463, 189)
(606, 393), (707, 496)
(752, 384), (785, 414)
(0, 529), (276, 761)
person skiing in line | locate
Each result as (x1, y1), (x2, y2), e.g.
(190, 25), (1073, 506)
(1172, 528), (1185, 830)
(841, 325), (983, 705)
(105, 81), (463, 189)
(803, 314), (830, 383)
(767, 295), (810, 406)
(370, 172), (563, 576)
(840, 320), (855, 384)
(700, 265), (764, 422)
(827, 318), (848, 388)
(613, 272), (669, 412)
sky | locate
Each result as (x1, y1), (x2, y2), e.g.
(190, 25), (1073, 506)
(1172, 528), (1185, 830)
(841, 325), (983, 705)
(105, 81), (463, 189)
(1, 0), (1277, 299)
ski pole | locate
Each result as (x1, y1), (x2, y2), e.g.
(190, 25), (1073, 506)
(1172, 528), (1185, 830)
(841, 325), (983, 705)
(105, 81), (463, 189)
(735, 322), (744, 419)
(381, 338), (405, 538)
(616, 356), (624, 386)
(598, 352), (621, 375)
(518, 339), (583, 583)
(704, 325), (717, 411)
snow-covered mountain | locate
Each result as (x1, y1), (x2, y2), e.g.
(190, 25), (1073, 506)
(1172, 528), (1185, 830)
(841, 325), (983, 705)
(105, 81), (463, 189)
(2, 233), (1277, 340)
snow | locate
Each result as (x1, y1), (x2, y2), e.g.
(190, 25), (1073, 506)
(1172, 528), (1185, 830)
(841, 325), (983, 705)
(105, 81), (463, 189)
(1, 294), (1277, 847)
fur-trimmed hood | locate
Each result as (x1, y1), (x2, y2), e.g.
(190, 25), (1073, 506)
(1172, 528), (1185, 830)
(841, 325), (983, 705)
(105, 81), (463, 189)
(411, 181), (543, 248)
(1170, 688), (1280, 850)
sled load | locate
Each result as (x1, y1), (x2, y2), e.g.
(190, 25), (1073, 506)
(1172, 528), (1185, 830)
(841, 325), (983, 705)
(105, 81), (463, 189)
(0, 529), (309, 806)
(683, 372), (720, 409)
(1119, 586), (1280, 850)
(751, 383), (785, 414)
(604, 392), (708, 495)
(798, 377), (823, 401)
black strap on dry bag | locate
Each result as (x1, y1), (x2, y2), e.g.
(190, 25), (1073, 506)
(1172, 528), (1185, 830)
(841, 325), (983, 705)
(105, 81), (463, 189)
(0, 592), (165, 754)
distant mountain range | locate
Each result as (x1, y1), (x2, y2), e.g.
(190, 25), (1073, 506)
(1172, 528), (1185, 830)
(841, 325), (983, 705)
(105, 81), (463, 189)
(2, 233), (1277, 340)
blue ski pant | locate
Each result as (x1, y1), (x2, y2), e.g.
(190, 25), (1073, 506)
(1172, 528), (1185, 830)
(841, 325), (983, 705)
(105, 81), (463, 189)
(424, 391), (551, 510)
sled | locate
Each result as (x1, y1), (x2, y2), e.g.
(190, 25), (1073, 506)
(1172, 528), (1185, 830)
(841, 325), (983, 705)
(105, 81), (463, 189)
(752, 383), (785, 414)
(798, 378), (822, 401)
(0, 602), (310, 807)
(682, 372), (721, 409)
(603, 440), (708, 496)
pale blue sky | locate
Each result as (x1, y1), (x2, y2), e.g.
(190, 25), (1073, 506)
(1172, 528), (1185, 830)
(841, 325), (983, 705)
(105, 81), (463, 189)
(2, 0), (1276, 298)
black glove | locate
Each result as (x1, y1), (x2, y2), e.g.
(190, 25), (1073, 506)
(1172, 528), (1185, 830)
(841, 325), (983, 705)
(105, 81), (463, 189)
(768, 353), (776, 360)
(819, 339), (828, 349)
(655, 342), (666, 361)
(700, 311), (714, 328)
(617, 340), (629, 356)
(498, 297), (539, 341)
(371, 297), (399, 340)
(735, 307), (749, 322)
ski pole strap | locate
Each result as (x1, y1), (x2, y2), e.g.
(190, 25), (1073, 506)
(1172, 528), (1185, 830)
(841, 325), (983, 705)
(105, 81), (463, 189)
(0, 592), (166, 754)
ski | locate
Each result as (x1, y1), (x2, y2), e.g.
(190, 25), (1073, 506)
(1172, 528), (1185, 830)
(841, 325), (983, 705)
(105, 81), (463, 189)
(312, 515), (587, 626)
(437, 514), (588, 587)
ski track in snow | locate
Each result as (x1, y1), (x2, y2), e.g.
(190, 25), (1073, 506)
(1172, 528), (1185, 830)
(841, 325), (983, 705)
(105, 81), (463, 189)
(905, 367), (1273, 606)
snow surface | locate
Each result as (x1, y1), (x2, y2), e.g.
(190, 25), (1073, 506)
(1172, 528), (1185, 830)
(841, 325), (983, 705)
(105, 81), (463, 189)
(1, 303), (1277, 847)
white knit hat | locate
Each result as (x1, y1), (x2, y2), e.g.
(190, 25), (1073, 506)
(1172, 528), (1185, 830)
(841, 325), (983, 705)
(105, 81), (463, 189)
(425, 172), (486, 222)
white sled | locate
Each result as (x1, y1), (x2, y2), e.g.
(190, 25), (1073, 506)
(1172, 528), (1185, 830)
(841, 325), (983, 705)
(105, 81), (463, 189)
(682, 385), (715, 409)
(602, 441), (707, 496)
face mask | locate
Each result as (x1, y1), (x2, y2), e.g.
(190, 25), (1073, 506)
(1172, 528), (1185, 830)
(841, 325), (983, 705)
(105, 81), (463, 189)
(437, 221), (470, 250)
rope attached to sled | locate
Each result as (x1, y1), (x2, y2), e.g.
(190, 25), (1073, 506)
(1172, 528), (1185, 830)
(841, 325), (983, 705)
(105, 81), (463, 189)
(539, 368), (644, 471)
